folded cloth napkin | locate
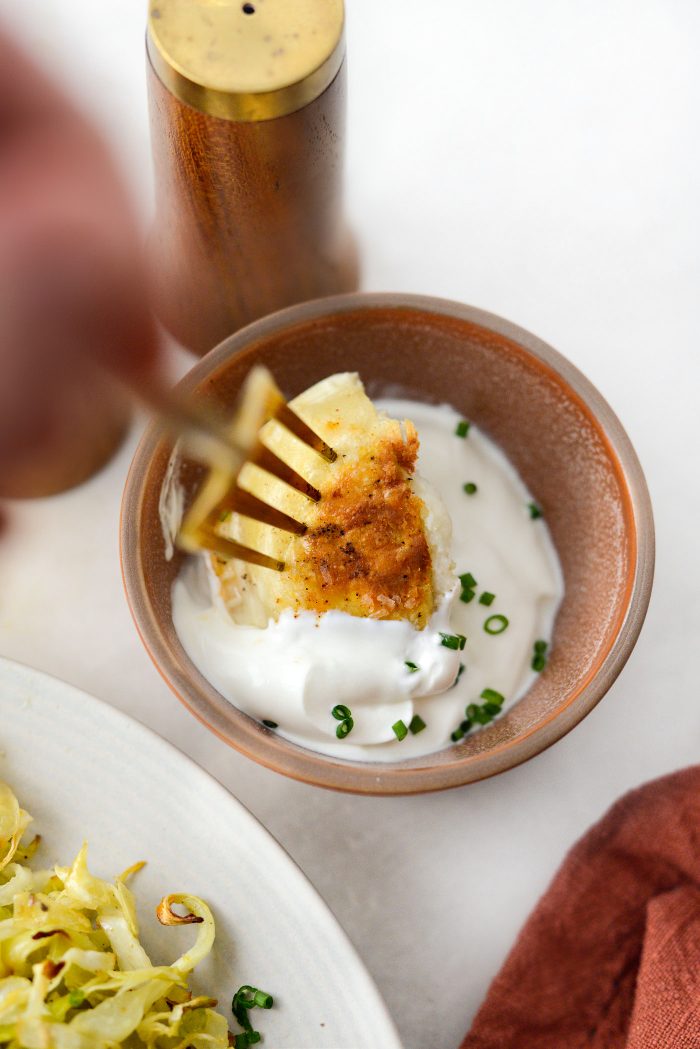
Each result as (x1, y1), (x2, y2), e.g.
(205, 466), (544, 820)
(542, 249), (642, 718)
(461, 766), (700, 1049)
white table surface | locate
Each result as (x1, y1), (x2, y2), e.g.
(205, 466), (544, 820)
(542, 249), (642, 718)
(1, 3), (699, 1047)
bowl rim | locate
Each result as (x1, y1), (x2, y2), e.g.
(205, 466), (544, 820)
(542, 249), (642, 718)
(120, 292), (655, 794)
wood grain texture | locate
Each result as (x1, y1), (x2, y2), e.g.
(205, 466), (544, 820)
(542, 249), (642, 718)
(147, 56), (358, 355)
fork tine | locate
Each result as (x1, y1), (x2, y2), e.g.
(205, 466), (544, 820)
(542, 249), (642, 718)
(273, 403), (337, 463)
(211, 487), (308, 536)
(249, 445), (322, 502)
(195, 527), (285, 572)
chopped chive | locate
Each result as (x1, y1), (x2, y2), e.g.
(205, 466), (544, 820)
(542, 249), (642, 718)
(393, 719), (408, 741)
(409, 714), (427, 735)
(460, 588), (476, 603)
(336, 718), (354, 739)
(331, 704), (352, 721)
(460, 719), (473, 733)
(455, 420), (470, 438)
(262, 719), (278, 729)
(466, 703), (479, 719)
(479, 591), (495, 606)
(232, 985), (274, 1041)
(405, 661), (420, 673)
(439, 632), (466, 650)
(463, 482), (478, 495)
(484, 614), (509, 635)
(459, 572), (477, 588)
(480, 688), (505, 705)
(474, 708), (493, 725)
(451, 728), (464, 742)
(232, 987), (257, 1028)
(532, 639), (549, 672)
(528, 502), (543, 519)
(482, 701), (502, 716)
(68, 990), (85, 1008)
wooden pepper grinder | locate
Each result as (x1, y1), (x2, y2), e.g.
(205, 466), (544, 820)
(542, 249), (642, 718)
(147, 0), (358, 356)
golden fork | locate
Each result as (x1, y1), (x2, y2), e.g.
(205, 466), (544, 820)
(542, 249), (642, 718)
(140, 368), (336, 571)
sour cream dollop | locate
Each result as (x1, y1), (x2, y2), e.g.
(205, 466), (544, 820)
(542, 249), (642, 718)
(172, 399), (563, 761)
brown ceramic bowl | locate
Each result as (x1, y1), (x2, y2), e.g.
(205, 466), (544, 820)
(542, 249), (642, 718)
(121, 293), (654, 794)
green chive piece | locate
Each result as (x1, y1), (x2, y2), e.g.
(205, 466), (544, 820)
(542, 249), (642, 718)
(459, 572), (477, 588)
(460, 588), (476, 603)
(232, 987), (256, 1029)
(484, 614), (509, 635)
(479, 591), (496, 606)
(466, 703), (479, 719)
(232, 985), (274, 1042)
(480, 688), (504, 705)
(451, 728), (464, 742)
(331, 704), (352, 721)
(68, 990), (85, 1008)
(532, 639), (549, 672)
(405, 661), (420, 673)
(528, 502), (543, 519)
(393, 719), (408, 741)
(460, 719), (473, 733)
(455, 420), (470, 438)
(409, 714), (427, 735)
(439, 632), (466, 650)
(483, 701), (502, 716)
(463, 482), (478, 495)
(474, 708), (493, 725)
(451, 663), (466, 689)
(262, 719), (278, 729)
(336, 718), (354, 739)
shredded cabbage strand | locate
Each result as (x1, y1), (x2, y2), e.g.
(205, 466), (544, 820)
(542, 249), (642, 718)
(0, 782), (230, 1048)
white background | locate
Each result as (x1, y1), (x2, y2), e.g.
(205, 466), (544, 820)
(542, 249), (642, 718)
(1, 3), (699, 1047)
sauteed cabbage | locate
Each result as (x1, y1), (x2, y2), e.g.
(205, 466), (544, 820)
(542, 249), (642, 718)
(0, 781), (231, 1048)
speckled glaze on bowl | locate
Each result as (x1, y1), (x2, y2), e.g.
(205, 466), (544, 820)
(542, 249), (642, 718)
(120, 294), (654, 795)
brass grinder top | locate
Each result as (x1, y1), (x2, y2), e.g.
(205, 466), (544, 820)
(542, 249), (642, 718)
(147, 0), (345, 121)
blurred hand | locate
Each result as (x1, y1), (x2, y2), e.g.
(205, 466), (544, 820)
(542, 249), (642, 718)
(0, 33), (160, 492)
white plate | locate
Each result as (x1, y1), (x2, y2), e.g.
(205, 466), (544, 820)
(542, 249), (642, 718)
(0, 659), (403, 1049)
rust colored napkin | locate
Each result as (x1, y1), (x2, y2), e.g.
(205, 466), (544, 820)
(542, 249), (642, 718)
(461, 767), (700, 1049)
